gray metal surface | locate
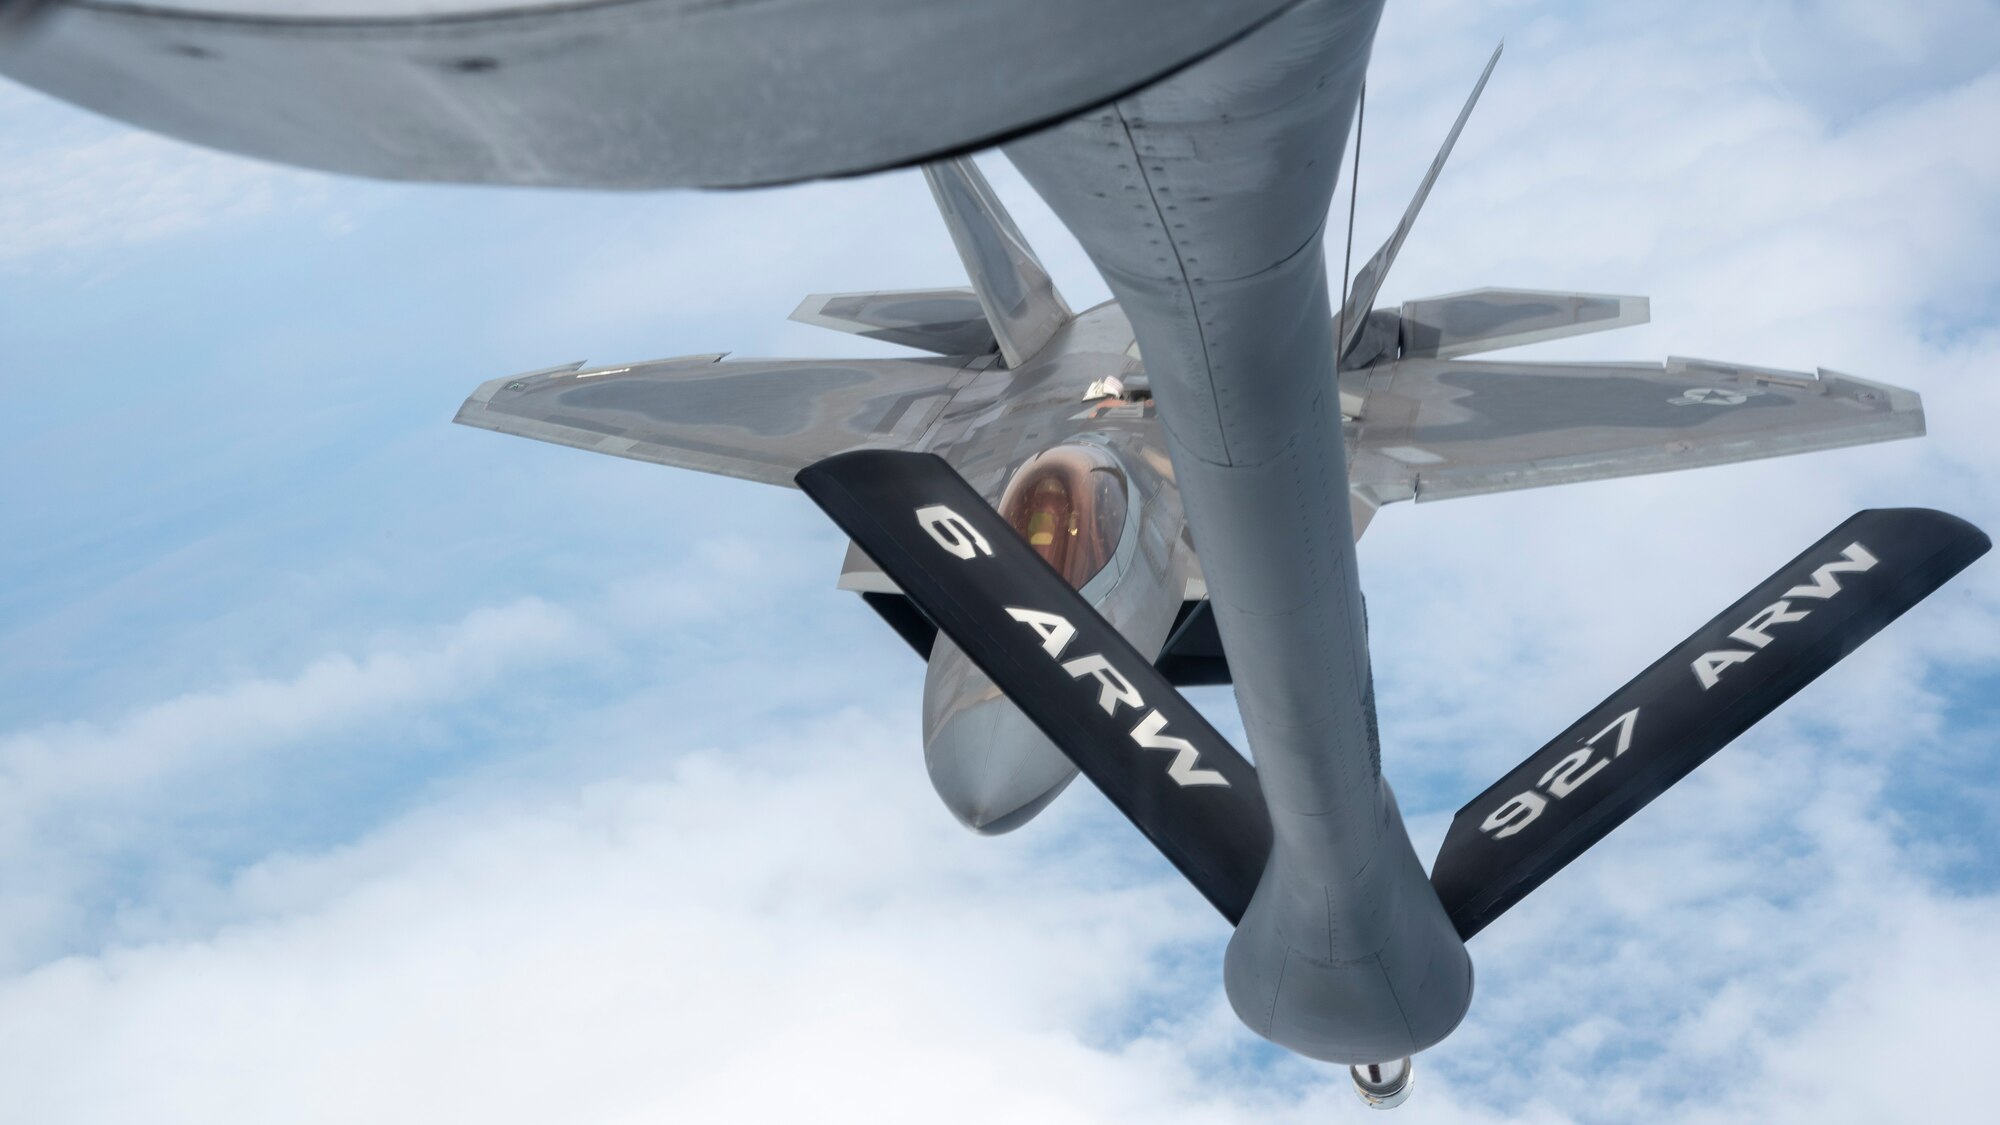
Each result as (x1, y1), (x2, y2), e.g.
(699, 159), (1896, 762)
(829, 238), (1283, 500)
(789, 289), (997, 358)
(1397, 288), (1649, 359)
(1337, 42), (1502, 359)
(922, 158), (1073, 368)
(1006, 0), (1476, 1064)
(1346, 356), (1923, 509)
(455, 353), (975, 487)
(919, 632), (1081, 834)
(0, 0), (1299, 189)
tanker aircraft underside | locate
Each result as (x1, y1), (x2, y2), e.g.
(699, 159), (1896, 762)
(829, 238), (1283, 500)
(8, 0), (1986, 1110)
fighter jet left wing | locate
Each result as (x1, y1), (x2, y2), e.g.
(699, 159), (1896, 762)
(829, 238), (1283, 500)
(455, 353), (980, 487)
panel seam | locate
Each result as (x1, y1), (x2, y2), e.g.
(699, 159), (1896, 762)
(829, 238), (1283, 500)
(1112, 101), (1233, 466)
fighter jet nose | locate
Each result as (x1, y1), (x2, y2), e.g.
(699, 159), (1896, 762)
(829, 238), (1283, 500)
(924, 693), (1078, 835)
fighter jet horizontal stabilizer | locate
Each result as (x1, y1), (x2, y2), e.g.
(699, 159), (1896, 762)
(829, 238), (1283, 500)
(1430, 508), (1990, 939)
(0, 0), (1300, 189)
(1398, 288), (1650, 359)
(790, 288), (999, 358)
(796, 450), (1273, 922)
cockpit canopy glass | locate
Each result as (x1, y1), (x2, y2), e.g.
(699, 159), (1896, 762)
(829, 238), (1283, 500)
(997, 445), (1129, 590)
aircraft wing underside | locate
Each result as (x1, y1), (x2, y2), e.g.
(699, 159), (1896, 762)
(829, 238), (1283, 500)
(1346, 355), (1924, 506)
(454, 353), (983, 487)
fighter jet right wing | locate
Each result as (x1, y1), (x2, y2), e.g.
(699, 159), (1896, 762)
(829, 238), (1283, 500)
(1348, 356), (1924, 506)
(455, 352), (981, 487)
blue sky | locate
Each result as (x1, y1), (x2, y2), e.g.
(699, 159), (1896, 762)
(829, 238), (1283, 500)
(3, 1), (1999, 1121)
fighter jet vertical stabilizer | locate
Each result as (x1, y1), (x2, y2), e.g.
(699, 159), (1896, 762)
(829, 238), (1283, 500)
(1337, 41), (1503, 361)
(921, 158), (1074, 367)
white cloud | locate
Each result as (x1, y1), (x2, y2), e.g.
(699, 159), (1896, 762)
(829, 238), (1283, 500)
(3, 676), (1995, 1124)
(0, 598), (580, 818)
(0, 598), (587, 971)
(94, 1), (562, 12)
(0, 710), (1230, 1125)
(0, 95), (332, 268)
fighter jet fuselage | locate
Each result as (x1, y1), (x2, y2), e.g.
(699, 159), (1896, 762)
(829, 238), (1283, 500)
(901, 307), (1197, 836)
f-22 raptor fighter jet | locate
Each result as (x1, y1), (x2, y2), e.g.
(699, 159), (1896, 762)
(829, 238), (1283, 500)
(6, 0), (1988, 1109)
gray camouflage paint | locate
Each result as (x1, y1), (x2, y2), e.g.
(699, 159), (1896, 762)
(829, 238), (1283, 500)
(788, 289), (997, 358)
(0, 0), (1299, 188)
